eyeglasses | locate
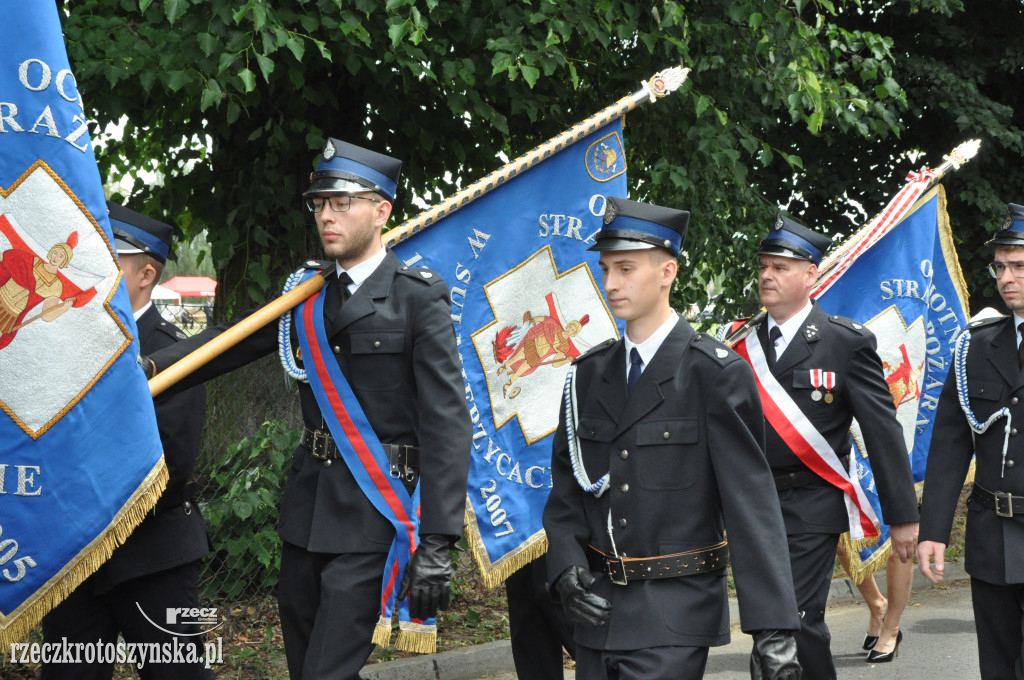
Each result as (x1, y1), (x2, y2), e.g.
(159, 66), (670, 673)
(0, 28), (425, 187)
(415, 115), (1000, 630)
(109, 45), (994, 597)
(304, 194), (381, 213)
(988, 262), (1024, 279)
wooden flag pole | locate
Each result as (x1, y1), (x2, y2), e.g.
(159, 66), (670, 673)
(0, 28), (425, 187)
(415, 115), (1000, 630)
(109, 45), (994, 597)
(148, 273), (326, 397)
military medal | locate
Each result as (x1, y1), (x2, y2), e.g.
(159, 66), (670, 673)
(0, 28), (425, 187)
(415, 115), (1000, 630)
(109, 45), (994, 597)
(810, 369), (823, 401)
(823, 371), (836, 404)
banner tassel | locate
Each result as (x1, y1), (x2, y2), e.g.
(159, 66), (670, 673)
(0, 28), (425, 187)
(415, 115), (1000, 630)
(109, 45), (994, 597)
(394, 621), (437, 654)
(371, 616), (393, 648)
(0, 458), (168, 648)
(463, 502), (550, 588)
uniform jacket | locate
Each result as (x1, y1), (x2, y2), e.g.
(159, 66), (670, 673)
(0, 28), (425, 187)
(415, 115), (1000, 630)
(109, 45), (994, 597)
(93, 305), (209, 593)
(757, 303), (919, 534)
(921, 315), (1024, 585)
(150, 251), (472, 553)
(543, 318), (800, 651)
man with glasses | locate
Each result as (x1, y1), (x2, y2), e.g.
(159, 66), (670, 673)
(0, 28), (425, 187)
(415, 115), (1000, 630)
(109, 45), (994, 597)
(919, 202), (1024, 679)
(145, 139), (472, 680)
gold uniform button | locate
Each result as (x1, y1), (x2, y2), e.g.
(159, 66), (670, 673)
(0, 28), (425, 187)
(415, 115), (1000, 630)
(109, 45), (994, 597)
(1013, 397), (1020, 405)
(324, 459), (333, 467)
(619, 450), (629, 460)
(619, 518), (628, 527)
(663, 431), (670, 439)
(620, 483), (629, 493)
(1008, 460), (1016, 469)
(332, 345), (341, 354)
(374, 340), (381, 348)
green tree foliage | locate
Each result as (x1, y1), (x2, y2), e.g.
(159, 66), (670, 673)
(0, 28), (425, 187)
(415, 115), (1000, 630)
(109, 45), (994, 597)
(61, 0), (1014, 319)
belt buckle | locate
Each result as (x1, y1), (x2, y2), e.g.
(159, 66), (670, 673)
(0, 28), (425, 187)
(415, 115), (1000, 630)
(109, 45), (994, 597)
(310, 430), (328, 460)
(605, 555), (628, 586)
(995, 491), (1014, 518)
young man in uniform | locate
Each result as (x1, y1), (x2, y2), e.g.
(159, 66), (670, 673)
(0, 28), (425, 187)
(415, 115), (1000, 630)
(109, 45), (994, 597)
(739, 215), (919, 675)
(543, 197), (801, 680)
(145, 139), (472, 680)
(42, 203), (212, 679)
(918, 202), (1024, 679)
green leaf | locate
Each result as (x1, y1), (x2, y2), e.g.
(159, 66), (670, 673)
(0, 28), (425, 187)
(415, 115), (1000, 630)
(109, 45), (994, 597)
(218, 51), (241, 73)
(694, 94), (711, 118)
(163, 0), (187, 25)
(285, 37), (306, 62)
(255, 53), (275, 82)
(164, 70), (190, 92)
(388, 21), (410, 47)
(200, 87), (220, 111)
(520, 65), (540, 88)
(238, 67), (257, 92)
(197, 33), (219, 57)
(716, 109), (728, 126)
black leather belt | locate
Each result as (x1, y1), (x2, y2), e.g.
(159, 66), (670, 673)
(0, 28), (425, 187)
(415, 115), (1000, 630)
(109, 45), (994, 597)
(774, 469), (819, 491)
(300, 427), (419, 482)
(153, 480), (198, 515)
(586, 541), (729, 586)
(970, 483), (1024, 518)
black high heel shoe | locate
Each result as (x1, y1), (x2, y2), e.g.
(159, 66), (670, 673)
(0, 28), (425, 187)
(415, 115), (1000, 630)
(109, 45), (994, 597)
(862, 634), (878, 651)
(866, 630), (902, 663)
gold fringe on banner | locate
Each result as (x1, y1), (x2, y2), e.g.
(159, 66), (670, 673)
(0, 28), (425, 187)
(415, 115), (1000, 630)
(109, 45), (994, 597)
(463, 499), (549, 589)
(0, 457), (168, 649)
(394, 621), (437, 654)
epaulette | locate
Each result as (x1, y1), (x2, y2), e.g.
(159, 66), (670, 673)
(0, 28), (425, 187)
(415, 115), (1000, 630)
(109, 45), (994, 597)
(396, 264), (442, 285)
(690, 332), (739, 365)
(826, 314), (869, 335)
(574, 338), (616, 363)
(155, 319), (188, 341)
(300, 259), (332, 272)
(966, 314), (1006, 331)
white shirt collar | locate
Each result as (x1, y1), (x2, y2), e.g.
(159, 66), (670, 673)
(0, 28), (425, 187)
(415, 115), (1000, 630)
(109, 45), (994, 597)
(336, 247), (387, 291)
(1014, 312), (1024, 346)
(767, 299), (813, 346)
(133, 300), (152, 322)
(624, 312), (679, 374)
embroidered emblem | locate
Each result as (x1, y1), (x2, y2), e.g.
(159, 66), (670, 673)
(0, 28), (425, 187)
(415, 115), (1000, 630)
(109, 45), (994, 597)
(715, 348), (728, 359)
(852, 322), (863, 330)
(419, 271), (432, 279)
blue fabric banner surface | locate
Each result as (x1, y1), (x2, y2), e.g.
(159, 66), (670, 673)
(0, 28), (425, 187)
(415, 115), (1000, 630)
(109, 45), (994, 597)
(0, 2), (165, 644)
(391, 120), (627, 584)
(816, 186), (969, 575)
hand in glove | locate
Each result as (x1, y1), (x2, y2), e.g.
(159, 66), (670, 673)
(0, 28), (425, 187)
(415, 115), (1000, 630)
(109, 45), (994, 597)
(749, 630), (801, 680)
(397, 534), (455, 620)
(552, 565), (612, 627)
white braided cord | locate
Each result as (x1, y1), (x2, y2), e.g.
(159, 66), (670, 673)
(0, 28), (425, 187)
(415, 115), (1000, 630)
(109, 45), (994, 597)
(278, 269), (309, 382)
(954, 328), (1012, 477)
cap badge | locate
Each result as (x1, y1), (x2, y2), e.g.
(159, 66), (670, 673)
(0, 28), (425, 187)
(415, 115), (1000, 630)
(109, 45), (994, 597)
(603, 198), (618, 225)
(323, 140), (336, 161)
(774, 214), (784, 230)
(1003, 213), (1014, 231)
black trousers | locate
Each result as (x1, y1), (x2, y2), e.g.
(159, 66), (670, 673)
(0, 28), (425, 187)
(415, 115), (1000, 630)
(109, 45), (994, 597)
(971, 576), (1024, 680)
(787, 531), (840, 680)
(40, 560), (214, 680)
(575, 643), (709, 680)
(505, 555), (575, 680)
(278, 541), (389, 680)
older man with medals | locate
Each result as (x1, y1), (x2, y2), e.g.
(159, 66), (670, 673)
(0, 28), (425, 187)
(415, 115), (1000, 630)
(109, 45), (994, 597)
(727, 215), (919, 678)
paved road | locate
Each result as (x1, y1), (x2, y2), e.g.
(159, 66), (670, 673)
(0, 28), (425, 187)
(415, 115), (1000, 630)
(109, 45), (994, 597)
(424, 576), (977, 680)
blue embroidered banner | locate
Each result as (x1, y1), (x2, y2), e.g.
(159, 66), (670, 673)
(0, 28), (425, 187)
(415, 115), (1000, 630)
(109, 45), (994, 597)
(0, 1), (164, 645)
(391, 120), (627, 585)
(816, 185), (969, 576)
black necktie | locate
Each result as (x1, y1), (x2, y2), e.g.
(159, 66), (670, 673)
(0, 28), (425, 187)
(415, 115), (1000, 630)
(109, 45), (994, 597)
(337, 271), (354, 306)
(768, 326), (782, 370)
(627, 348), (643, 394)
(1018, 322), (1024, 369)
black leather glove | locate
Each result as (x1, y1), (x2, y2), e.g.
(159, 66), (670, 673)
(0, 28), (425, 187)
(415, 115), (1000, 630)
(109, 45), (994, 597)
(396, 534), (456, 620)
(750, 629), (801, 680)
(552, 565), (612, 627)
(137, 353), (156, 379)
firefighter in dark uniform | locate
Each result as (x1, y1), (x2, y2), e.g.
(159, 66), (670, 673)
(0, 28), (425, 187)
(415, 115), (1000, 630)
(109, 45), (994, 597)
(41, 203), (212, 679)
(919, 202), (1024, 680)
(145, 139), (472, 680)
(543, 197), (802, 680)
(748, 216), (919, 676)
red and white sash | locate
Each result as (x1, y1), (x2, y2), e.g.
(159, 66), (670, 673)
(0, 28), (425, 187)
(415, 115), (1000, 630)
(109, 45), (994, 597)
(733, 328), (879, 539)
